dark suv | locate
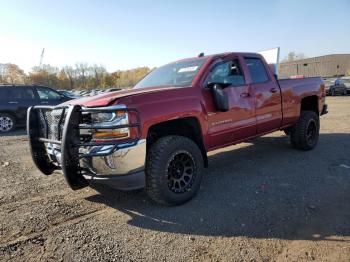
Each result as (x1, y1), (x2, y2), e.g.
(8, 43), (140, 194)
(325, 78), (348, 96)
(0, 85), (73, 133)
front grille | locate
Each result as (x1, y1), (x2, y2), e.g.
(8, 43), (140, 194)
(38, 108), (67, 141)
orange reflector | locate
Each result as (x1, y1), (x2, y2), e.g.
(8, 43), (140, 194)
(93, 130), (129, 139)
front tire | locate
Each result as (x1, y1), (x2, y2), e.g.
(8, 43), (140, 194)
(145, 136), (204, 206)
(290, 111), (319, 150)
(0, 113), (16, 133)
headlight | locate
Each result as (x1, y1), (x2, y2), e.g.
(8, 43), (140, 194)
(91, 110), (130, 140)
(91, 112), (116, 123)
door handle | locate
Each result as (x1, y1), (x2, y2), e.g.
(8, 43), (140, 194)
(9, 101), (18, 104)
(270, 88), (278, 93)
(41, 101), (49, 104)
(240, 92), (250, 98)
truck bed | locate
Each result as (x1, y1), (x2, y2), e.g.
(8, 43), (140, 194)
(278, 77), (325, 127)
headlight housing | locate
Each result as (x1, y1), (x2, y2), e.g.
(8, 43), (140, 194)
(91, 110), (130, 141)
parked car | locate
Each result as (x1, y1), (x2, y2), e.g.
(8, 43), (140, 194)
(27, 52), (327, 205)
(0, 85), (73, 132)
(57, 90), (81, 99)
(326, 78), (348, 96)
(341, 77), (350, 94)
(106, 88), (122, 92)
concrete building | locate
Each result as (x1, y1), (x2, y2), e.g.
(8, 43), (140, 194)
(278, 54), (350, 78)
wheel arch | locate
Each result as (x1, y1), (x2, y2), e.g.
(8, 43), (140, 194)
(0, 110), (18, 122)
(146, 117), (208, 167)
(300, 95), (319, 115)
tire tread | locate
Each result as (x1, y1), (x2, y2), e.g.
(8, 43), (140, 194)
(145, 135), (203, 205)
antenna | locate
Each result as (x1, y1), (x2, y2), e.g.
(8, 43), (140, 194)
(39, 48), (45, 67)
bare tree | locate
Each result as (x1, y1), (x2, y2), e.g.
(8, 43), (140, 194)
(75, 63), (89, 89)
(0, 63), (25, 84)
(29, 64), (59, 87)
(91, 64), (107, 87)
(63, 66), (76, 89)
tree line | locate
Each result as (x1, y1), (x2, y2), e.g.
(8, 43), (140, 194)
(0, 63), (151, 90)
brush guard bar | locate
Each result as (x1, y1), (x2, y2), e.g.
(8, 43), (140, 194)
(27, 104), (141, 190)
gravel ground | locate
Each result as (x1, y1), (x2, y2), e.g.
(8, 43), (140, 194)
(0, 97), (349, 262)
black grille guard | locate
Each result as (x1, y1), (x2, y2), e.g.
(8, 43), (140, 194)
(27, 104), (141, 190)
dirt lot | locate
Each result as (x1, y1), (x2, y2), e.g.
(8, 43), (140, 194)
(0, 97), (349, 262)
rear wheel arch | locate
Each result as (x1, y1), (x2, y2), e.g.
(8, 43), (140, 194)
(146, 117), (208, 167)
(0, 110), (17, 120)
(300, 95), (319, 115)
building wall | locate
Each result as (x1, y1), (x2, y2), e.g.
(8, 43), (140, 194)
(278, 54), (350, 78)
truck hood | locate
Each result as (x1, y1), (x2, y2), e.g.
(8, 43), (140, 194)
(64, 86), (180, 107)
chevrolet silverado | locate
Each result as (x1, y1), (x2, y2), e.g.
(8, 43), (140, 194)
(27, 52), (328, 205)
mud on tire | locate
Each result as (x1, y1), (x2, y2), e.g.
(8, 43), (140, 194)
(145, 135), (204, 206)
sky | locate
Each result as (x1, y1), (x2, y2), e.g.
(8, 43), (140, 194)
(0, 0), (349, 72)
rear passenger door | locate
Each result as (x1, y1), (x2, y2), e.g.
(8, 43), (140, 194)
(7, 87), (38, 124)
(244, 57), (282, 134)
(35, 87), (63, 105)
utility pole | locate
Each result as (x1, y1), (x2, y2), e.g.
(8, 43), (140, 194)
(39, 48), (45, 68)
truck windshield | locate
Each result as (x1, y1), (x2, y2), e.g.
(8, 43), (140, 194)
(134, 58), (207, 89)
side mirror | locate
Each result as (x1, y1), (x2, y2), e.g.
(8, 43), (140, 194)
(207, 83), (229, 112)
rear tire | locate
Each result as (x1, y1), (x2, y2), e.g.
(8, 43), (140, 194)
(0, 113), (16, 133)
(290, 111), (319, 151)
(145, 135), (204, 206)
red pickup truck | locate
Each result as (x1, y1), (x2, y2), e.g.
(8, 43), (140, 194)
(27, 52), (327, 205)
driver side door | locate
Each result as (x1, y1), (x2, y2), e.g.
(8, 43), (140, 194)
(204, 57), (256, 149)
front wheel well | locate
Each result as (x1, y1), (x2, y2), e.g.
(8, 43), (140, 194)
(147, 117), (208, 167)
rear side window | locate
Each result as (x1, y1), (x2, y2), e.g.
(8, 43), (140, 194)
(7, 87), (35, 100)
(7, 88), (21, 100)
(245, 58), (269, 83)
(0, 88), (9, 100)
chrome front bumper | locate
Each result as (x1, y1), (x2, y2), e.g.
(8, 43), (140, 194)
(46, 139), (146, 176)
(27, 104), (145, 190)
(46, 139), (146, 190)
(81, 139), (146, 175)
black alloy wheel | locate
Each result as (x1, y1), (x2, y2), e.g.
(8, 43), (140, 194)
(167, 151), (196, 194)
(306, 119), (317, 147)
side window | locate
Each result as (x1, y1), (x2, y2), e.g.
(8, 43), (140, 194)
(21, 87), (36, 99)
(6, 87), (35, 100)
(206, 59), (245, 86)
(335, 79), (343, 86)
(0, 88), (9, 101)
(36, 87), (61, 100)
(7, 88), (23, 100)
(245, 58), (269, 83)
